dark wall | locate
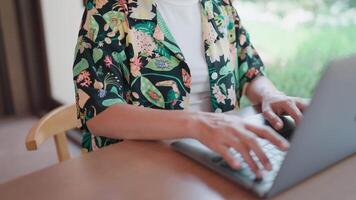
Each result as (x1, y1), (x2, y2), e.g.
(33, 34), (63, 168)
(15, 0), (55, 115)
(0, 0), (59, 117)
(0, 19), (14, 116)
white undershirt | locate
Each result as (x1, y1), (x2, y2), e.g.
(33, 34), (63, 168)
(156, 0), (212, 112)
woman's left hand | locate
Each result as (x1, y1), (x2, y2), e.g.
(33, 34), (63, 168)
(261, 92), (309, 130)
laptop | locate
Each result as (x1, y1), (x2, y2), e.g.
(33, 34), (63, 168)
(171, 56), (356, 198)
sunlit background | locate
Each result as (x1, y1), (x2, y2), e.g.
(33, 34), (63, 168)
(236, 0), (356, 106)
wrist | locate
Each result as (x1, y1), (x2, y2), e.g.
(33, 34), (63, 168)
(261, 89), (284, 100)
(185, 112), (212, 140)
(247, 76), (283, 105)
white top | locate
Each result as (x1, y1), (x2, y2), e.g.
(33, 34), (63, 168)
(156, 0), (212, 112)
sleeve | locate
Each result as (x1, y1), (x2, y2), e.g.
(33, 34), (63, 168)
(73, 2), (129, 136)
(232, 6), (266, 96)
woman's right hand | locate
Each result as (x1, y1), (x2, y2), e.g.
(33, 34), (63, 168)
(192, 113), (290, 178)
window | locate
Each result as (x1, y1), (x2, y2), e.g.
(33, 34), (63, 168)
(236, 0), (356, 106)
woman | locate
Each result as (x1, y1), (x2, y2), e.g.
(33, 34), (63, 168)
(73, 0), (307, 178)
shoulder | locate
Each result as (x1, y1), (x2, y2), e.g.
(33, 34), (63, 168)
(81, 0), (128, 41)
(209, 0), (234, 6)
(204, 0), (236, 14)
(220, 0), (239, 18)
(85, 0), (125, 14)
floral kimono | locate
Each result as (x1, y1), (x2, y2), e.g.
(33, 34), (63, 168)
(73, 0), (265, 151)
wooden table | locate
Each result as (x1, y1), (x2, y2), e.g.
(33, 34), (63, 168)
(1, 139), (356, 200)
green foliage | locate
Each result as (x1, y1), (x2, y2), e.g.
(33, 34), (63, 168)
(73, 58), (89, 77)
(134, 22), (155, 35)
(295, 0), (356, 8)
(269, 26), (356, 98)
(93, 48), (103, 63)
(102, 98), (125, 107)
(242, 0), (356, 9)
(240, 23), (356, 107)
(241, 0), (356, 19)
(140, 77), (165, 108)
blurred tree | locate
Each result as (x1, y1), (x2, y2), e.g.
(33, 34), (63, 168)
(239, 0), (356, 24)
(241, 0), (356, 12)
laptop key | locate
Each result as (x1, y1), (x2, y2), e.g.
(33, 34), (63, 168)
(210, 138), (286, 183)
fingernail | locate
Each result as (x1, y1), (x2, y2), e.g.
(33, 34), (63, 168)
(282, 141), (290, 150)
(276, 122), (283, 129)
(233, 161), (241, 169)
(266, 162), (272, 171)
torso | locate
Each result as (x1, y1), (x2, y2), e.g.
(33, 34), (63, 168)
(156, 0), (212, 112)
(74, 0), (266, 151)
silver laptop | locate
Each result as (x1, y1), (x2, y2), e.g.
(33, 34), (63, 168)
(171, 56), (356, 198)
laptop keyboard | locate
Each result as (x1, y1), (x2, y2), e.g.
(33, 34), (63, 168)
(212, 138), (286, 182)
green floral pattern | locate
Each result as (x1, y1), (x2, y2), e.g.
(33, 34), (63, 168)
(73, 0), (265, 151)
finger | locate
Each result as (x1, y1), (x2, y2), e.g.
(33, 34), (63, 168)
(294, 97), (309, 112)
(263, 108), (284, 130)
(215, 145), (241, 169)
(245, 123), (290, 151)
(240, 132), (272, 171)
(232, 142), (262, 178)
(227, 132), (264, 174)
(283, 101), (303, 125)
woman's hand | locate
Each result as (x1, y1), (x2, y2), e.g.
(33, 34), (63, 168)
(261, 92), (309, 130)
(193, 113), (290, 178)
(245, 76), (309, 131)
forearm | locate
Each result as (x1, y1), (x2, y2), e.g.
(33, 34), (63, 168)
(87, 104), (204, 140)
(85, 97), (291, 176)
(245, 76), (281, 105)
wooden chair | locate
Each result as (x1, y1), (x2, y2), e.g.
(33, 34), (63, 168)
(25, 104), (79, 162)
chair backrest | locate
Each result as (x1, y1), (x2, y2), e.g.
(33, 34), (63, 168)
(26, 104), (78, 162)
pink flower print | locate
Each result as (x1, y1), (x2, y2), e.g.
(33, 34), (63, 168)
(77, 70), (92, 87)
(149, 91), (160, 100)
(132, 28), (156, 56)
(131, 56), (142, 68)
(153, 25), (164, 41)
(215, 92), (226, 104)
(77, 36), (92, 54)
(172, 99), (177, 106)
(182, 68), (191, 88)
(211, 84), (226, 104)
(246, 67), (258, 79)
(130, 65), (141, 77)
(172, 83), (179, 94)
(95, 0), (108, 9)
(115, 0), (128, 13)
(239, 34), (247, 46)
(130, 56), (142, 77)
(104, 55), (113, 68)
(212, 84), (220, 94)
